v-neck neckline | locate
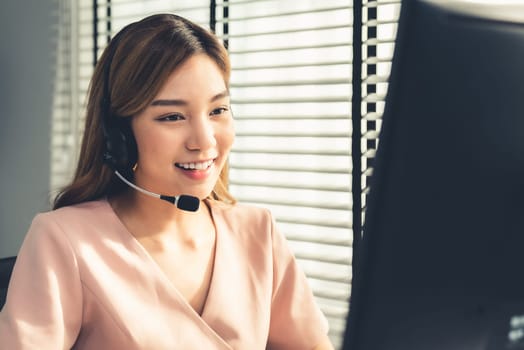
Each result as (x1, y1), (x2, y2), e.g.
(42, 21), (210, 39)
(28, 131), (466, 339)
(102, 198), (221, 321)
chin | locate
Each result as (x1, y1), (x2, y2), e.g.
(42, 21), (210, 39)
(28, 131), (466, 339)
(185, 188), (214, 201)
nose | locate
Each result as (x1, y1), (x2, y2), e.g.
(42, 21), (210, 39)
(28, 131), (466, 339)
(185, 116), (217, 152)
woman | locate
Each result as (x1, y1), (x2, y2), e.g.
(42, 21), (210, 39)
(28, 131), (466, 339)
(0, 14), (333, 349)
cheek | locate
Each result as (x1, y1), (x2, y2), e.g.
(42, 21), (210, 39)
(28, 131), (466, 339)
(133, 129), (173, 161)
(131, 121), (150, 158)
(218, 122), (235, 151)
(134, 130), (154, 156)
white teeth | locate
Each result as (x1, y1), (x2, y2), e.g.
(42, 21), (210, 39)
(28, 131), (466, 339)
(177, 160), (214, 170)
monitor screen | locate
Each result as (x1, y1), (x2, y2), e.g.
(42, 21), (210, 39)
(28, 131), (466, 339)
(343, 1), (524, 349)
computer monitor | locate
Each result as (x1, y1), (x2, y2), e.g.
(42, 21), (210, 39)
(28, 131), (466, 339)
(343, 1), (524, 349)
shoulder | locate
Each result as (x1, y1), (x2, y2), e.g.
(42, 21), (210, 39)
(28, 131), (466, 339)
(29, 199), (112, 240)
(33, 199), (107, 224)
(46, 199), (108, 218)
(207, 199), (274, 232)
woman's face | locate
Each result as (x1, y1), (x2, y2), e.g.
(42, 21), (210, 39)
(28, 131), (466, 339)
(130, 54), (234, 200)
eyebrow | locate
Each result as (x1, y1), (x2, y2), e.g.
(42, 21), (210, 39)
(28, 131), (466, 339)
(150, 90), (230, 106)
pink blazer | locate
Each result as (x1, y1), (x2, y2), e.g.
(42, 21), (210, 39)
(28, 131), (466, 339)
(0, 199), (328, 349)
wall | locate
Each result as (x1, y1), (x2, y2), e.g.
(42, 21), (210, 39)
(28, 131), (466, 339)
(0, 0), (56, 257)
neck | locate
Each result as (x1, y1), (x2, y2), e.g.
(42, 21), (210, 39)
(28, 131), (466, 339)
(109, 189), (210, 242)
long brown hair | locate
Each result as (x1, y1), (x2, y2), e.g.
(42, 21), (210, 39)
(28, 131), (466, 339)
(53, 14), (236, 209)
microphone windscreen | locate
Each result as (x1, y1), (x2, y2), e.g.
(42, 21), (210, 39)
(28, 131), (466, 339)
(176, 195), (200, 212)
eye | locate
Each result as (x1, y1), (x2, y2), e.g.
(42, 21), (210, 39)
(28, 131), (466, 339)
(157, 113), (184, 122)
(210, 106), (229, 117)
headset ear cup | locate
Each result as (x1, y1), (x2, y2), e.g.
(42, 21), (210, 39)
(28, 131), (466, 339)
(122, 122), (138, 168)
(103, 116), (134, 171)
(112, 129), (130, 169)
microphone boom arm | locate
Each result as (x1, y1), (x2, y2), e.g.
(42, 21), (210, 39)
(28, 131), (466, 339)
(114, 170), (199, 211)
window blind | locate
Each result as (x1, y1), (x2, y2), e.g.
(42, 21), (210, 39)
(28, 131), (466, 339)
(51, 1), (402, 348)
(50, 0), (79, 196)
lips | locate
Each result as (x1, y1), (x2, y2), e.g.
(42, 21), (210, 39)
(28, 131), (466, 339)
(175, 159), (215, 171)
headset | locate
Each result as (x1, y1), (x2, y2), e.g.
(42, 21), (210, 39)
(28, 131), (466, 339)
(100, 27), (199, 212)
(100, 27), (137, 173)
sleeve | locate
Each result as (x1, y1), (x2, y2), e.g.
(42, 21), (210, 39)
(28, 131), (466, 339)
(266, 213), (330, 350)
(0, 213), (83, 349)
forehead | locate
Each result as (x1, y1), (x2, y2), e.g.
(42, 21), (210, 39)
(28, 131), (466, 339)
(155, 54), (227, 100)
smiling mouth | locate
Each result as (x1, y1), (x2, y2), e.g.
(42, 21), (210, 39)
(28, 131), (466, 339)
(175, 159), (215, 171)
